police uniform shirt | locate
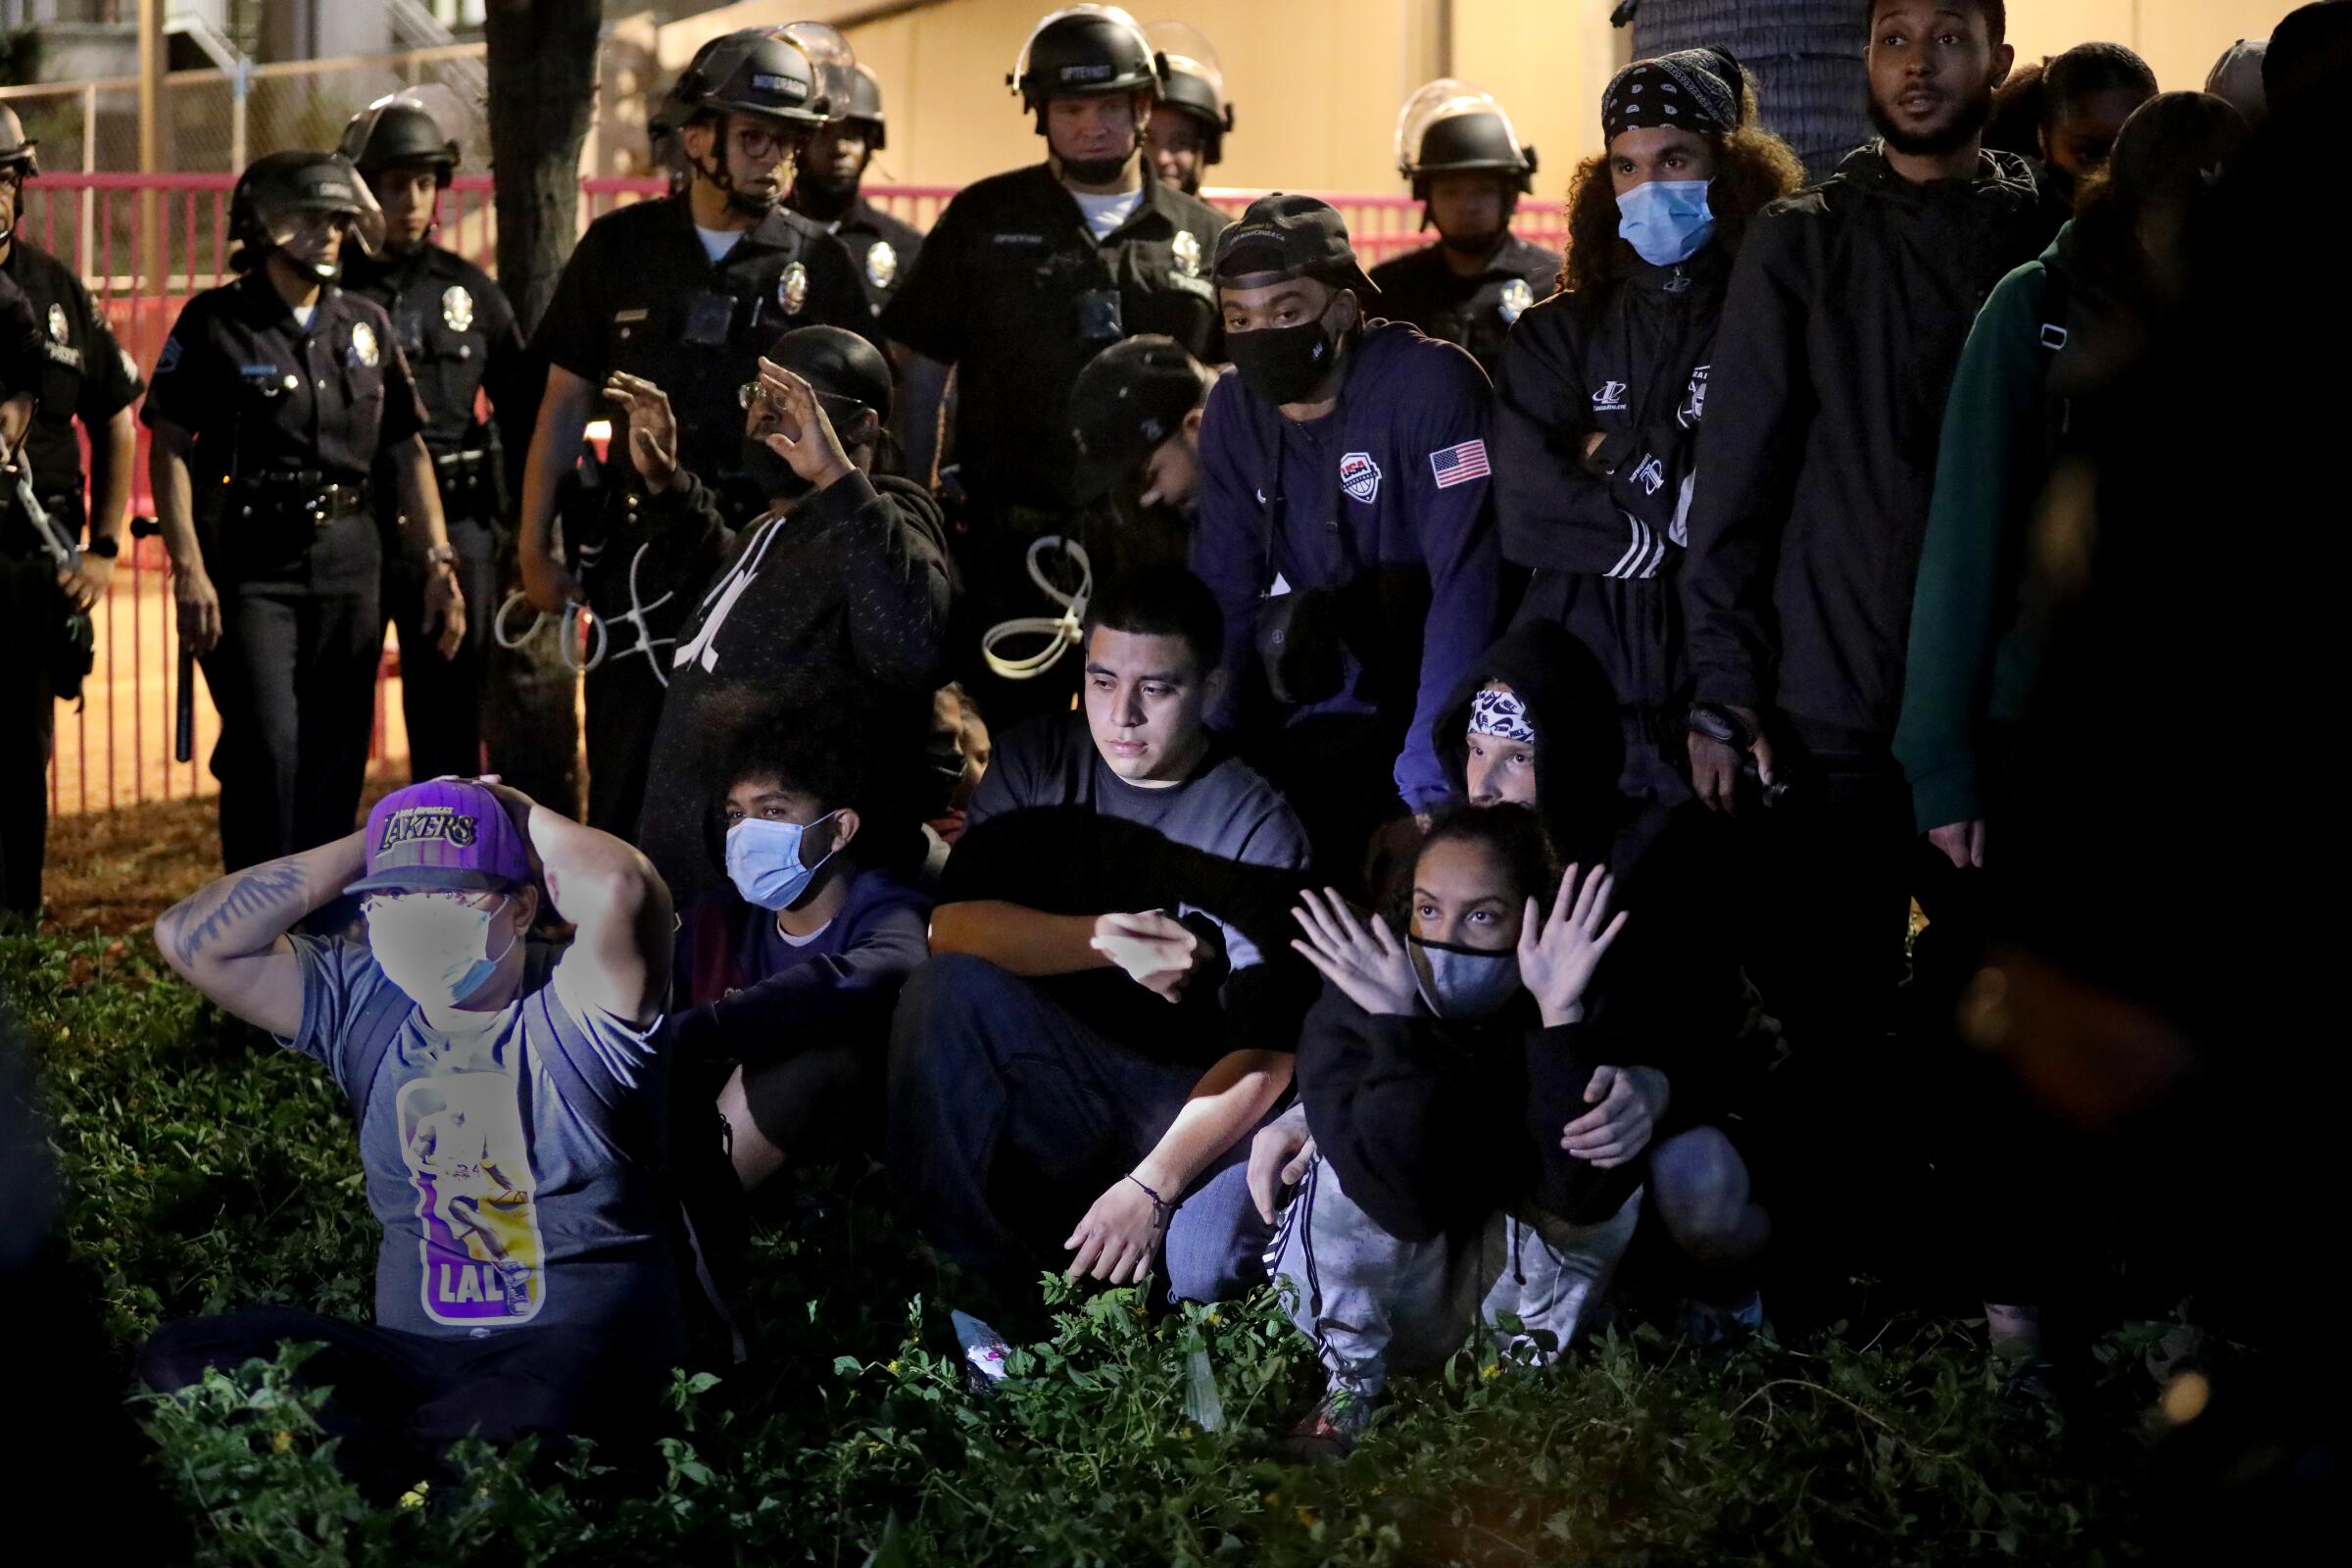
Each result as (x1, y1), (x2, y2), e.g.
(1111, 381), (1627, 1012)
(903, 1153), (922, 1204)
(1366, 236), (1559, 377)
(144, 273), (425, 483)
(532, 193), (870, 492)
(1, 238), (142, 535)
(341, 242), (533, 459)
(878, 164), (1227, 514)
(788, 190), (924, 318)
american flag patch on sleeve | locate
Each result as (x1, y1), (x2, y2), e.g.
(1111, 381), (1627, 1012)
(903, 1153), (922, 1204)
(1429, 439), (1491, 488)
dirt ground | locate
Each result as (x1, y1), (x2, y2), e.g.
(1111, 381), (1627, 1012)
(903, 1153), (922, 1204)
(39, 768), (413, 938)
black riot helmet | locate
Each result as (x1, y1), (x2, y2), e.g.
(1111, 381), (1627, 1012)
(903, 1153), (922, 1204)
(1146, 21), (1232, 165)
(338, 93), (461, 185)
(0, 105), (37, 179)
(675, 28), (830, 129)
(1010, 5), (1161, 131)
(1396, 79), (1538, 198)
(228, 150), (386, 278)
(843, 62), (887, 150)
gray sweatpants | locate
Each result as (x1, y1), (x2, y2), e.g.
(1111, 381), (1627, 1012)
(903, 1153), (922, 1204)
(1266, 1154), (1640, 1399)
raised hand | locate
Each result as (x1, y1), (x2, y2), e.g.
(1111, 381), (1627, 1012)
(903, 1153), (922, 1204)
(1290, 886), (1417, 1016)
(1516, 862), (1629, 1028)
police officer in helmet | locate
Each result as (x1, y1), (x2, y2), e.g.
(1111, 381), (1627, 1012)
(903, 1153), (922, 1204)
(517, 24), (871, 839)
(879, 4), (1226, 730)
(145, 150), (464, 871)
(1370, 80), (1559, 376)
(1142, 21), (1235, 197)
(0, 106), (142, 916)
(339, 91), (538, 784)
(786, 62), (924, 320)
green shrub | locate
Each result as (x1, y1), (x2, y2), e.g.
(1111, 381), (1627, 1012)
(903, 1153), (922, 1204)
(5, 927), (2160, 1565)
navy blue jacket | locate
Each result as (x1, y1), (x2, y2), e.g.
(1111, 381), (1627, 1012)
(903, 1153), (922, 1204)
(1193, 322), (1502, 810)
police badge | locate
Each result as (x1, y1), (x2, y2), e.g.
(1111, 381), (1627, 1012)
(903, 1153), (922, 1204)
(350, 320), (381, 368)
(1171, 229), (1201, 279)
(1497, 278), (1535, 326)
(779, 261), (810, 317)
(441, 284), (475, 332)
(46, 303), (70, 344)
(865, 241), (898, 291)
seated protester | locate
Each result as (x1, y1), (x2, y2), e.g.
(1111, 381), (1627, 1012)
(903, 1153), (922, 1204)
(923, 681), (992, 852)
(1492, 48), (1804, 809)
(617, 324), (954, 908)
(140, 780), (678, 1495)
(1194, 195), (1502, 883)
(2033, 42), (2158, 208)
(669, 701), (934, 1194)
(888, 565), (1313, 1339)
(1069, 333), (1214, 583)
(1440, 619), (1765, 1336)
(1269, 805), (1641, 1454)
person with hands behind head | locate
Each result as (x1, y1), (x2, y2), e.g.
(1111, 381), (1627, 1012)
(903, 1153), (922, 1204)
(889, 566), (1313, 1337)
(1264, 806), (1642, 1455)
(625, 324), (952, 910)
(140, 776), (685, 1497)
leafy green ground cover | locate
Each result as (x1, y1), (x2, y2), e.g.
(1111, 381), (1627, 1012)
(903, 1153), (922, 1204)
(4, 924), (2167, 1566)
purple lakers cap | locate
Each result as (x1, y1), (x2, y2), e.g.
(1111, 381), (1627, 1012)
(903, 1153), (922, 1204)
(347, 780), (532, 895)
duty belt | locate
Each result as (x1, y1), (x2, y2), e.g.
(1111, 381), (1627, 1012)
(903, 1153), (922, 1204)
(433, 448), (497, 507)
(229, 471), (371, 525)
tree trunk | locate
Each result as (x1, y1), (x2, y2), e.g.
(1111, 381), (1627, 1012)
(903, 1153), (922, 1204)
(1634, 0), (1871, 182)
(479, 0), (602, 818)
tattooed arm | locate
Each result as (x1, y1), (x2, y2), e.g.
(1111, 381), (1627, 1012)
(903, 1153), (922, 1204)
(153, 833), (367, 1038)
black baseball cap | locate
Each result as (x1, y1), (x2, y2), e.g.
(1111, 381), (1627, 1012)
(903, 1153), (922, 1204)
(1211, 193), (1380, 299)
(761, 323), (893, 424)
(1070, 335), (1207, 502)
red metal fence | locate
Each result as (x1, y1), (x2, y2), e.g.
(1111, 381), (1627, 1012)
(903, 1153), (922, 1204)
(33, 173), (1563, 818)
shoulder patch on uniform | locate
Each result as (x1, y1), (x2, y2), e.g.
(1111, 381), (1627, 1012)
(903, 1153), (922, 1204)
(1429, 439), (1491, 489)
(46, 303), (71, 344)
(154, 336), (184, 376)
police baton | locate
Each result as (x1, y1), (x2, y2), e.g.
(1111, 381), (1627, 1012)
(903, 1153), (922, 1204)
(129, 514), (198, 763)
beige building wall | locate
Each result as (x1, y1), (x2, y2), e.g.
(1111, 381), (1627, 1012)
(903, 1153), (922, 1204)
(638, 0), (2294, 198)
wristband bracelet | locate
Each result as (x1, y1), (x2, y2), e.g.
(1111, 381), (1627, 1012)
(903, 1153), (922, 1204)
(1124, 1173), (1176, 1231)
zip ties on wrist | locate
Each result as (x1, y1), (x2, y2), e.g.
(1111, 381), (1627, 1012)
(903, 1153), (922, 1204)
(1125, 1172), (1175, 1232)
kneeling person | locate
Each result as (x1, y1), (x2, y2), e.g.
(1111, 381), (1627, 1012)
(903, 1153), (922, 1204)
(141, 779), (677, 1493)
(889, 566), (1313, 1316)
(1272, 806), (1641, 1452)
(672, 702), (933, 1191)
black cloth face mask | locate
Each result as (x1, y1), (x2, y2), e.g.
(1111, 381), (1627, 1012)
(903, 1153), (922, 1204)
(1226, 303), (1348, 405)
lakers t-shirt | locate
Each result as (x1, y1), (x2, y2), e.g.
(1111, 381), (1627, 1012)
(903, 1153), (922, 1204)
(284, 935), (684, 1353)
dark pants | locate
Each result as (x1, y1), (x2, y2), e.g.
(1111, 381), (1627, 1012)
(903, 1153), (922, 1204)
(887, 954), (1259, 1291)
(200, 518), (382, 871)
(385, 514), (498, 782)
(138, 1304), (665, 1498)
(1513, 568), (1692, 808)
(0, 548), (60, 915)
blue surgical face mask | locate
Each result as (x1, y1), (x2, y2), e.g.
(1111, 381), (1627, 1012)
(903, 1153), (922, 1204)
(1616, 178), (1716, 268)
(725, 813), (842, 910)
(1408, 936), (1523, 1022)
(366, 893), (515, 1009)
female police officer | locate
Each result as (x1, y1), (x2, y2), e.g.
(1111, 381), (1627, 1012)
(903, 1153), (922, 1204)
(146, 151), (466, 871)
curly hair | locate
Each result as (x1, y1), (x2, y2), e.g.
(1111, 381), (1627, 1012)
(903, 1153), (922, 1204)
(1557, 123), (1807, 300)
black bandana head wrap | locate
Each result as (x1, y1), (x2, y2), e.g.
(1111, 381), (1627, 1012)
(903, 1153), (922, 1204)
(1601, 48), (1743, 142)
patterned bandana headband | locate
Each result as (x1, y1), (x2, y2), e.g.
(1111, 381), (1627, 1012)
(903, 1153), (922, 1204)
(1601, 49), (1742, 142)
(1469, 684), (1536, 744)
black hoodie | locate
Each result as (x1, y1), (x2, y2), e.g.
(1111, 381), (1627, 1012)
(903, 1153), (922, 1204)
(1680, 144), (2064, 745)
(632, 468), (955, 906)
(1433, 620), (1744, 1117)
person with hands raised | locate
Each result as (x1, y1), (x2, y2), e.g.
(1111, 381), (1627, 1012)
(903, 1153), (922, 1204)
(627, 325), (953, 909)
(1263, 806), (1646, 1453)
